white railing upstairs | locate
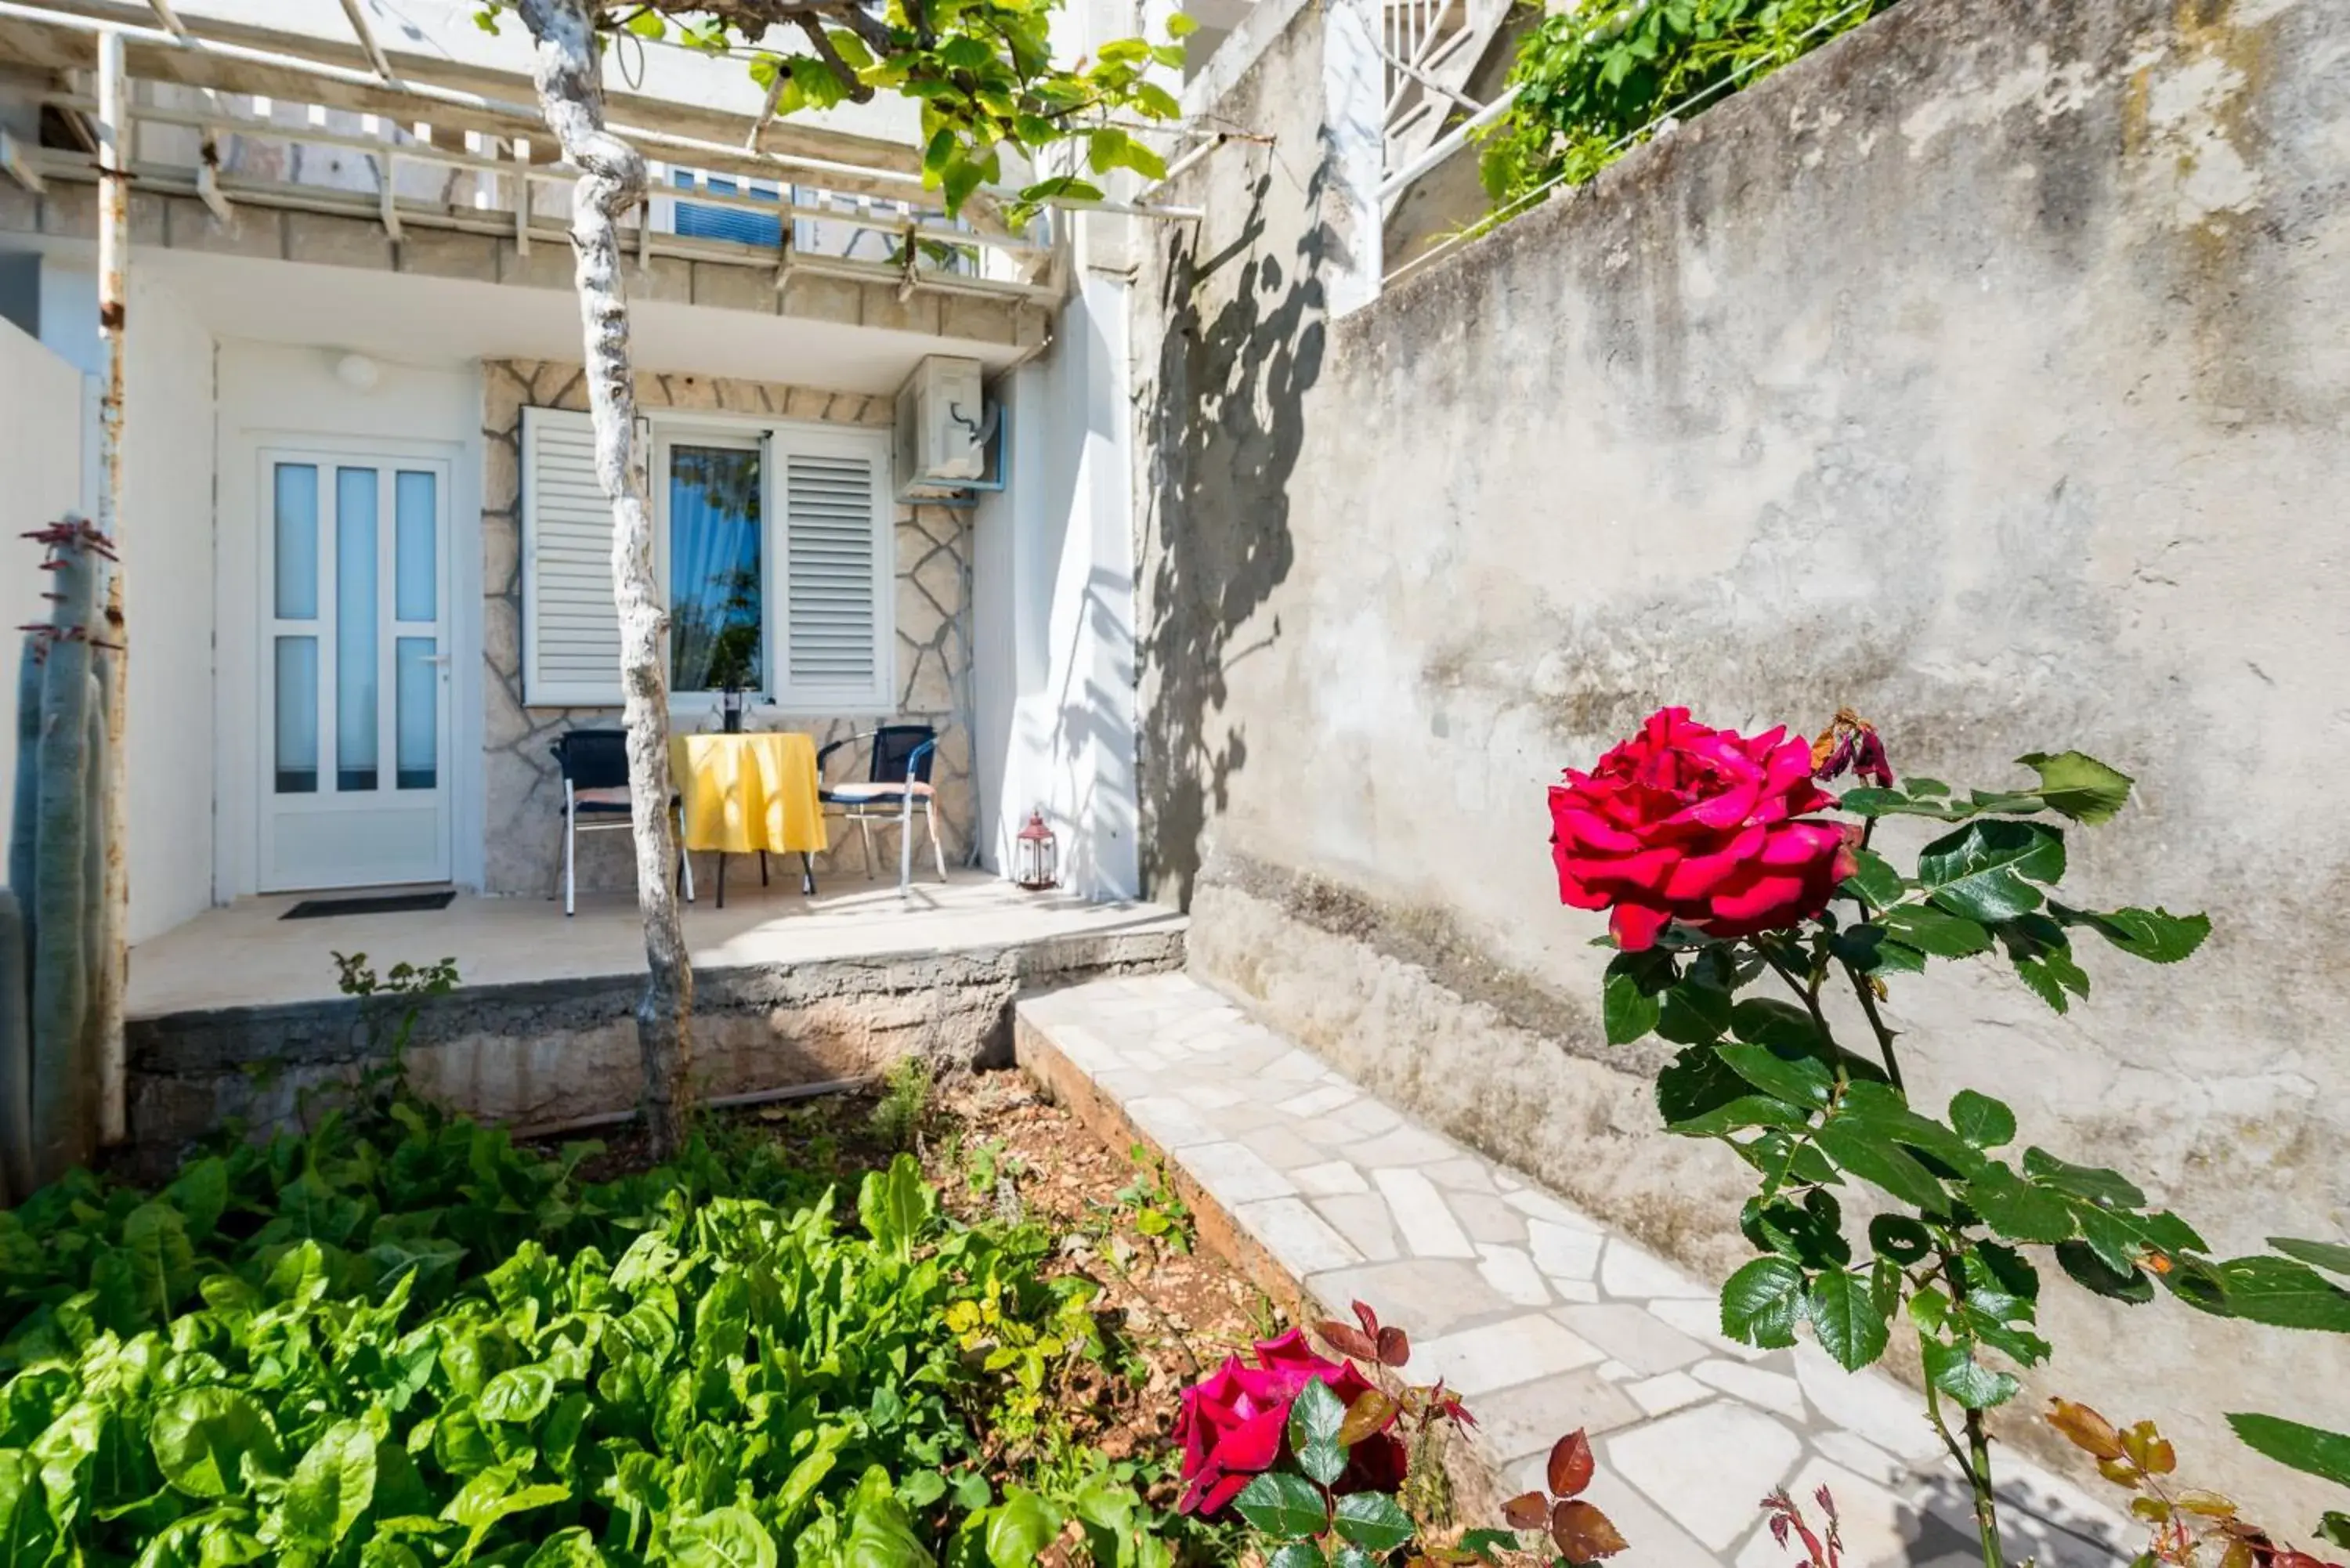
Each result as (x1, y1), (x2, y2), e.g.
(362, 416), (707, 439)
(5, 77), (1058, 298)
(1379, 0), (1513, 197)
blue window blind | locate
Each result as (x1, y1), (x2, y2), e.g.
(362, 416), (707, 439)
(672, 171), (784, 247)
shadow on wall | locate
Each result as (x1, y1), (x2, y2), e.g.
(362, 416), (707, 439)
(1138, 156), (1332, 909)
(1046, 560), (1144, 897)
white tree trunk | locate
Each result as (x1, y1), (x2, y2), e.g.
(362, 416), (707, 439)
(518, 0), (692, 1158)
(95, 24), (128, 1148)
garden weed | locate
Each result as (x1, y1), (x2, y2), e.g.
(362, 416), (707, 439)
(1115, 1143), (1193, 1254)
(964, 1135), (1026, 1197)
(870, 1054), (936, 1151)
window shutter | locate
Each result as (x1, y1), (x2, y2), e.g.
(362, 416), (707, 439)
(520, 406), (625, 707)
(774, 428), (893, 712)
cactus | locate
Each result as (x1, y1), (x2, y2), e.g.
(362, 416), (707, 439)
(0, 891), (27, 1205)
(9, 632), (35, 922)
(0, 518), (116, 1195)
(0, 637), (37, 1205)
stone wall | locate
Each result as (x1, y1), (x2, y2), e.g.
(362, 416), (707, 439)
(481, 359), (974, 896)
(125, 922), (1184, 1158)
(1133, 0), (2350, 1526)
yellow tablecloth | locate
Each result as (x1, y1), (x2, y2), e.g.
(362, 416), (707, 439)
(670, 732), (829, 856)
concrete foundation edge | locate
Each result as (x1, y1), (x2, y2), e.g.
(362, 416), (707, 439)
(126, 925), (1184, 1165)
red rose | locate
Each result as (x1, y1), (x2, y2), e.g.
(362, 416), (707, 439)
(1173, 1357), (1286, 1516)
(1549, 707), (1853, 951)
(1173, 1329), (1408, 1516)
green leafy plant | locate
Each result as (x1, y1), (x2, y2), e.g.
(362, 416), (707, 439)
(1549, 707), (2350, 1568)
(960, 1136), (1016, 1197)
(939, 1226), (1107, 1453)
(2225, 1405), (2350, 1553)
(0, 1079), (1193, 1566)
(1114, 1144), (1194, 1255)
(327, 951), (461, 1119)
(1477, 0), (1899, 222)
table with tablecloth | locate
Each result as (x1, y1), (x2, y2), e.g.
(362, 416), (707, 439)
(668, 732), (828, 904)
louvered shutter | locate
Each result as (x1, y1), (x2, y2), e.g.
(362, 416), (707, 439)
(773, 428), (892, 712)
(519, 406), (624, 707)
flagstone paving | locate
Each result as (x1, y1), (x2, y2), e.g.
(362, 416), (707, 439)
(1014, 971), (2132, 1568)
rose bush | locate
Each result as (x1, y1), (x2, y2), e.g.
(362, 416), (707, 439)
(1175, 1304), (1548, 1564)
(1184, 1306), (1808, 1568)
(1548, 708), (2350, 1568)
(1548, 706), (1853, 950)
(1173, 1328), (1407, 1516)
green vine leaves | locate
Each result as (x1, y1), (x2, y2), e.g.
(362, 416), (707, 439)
(479, 0), (1190, 217)
(1477, 0), (1896, 214)
(1596, 750), (2350, 1422)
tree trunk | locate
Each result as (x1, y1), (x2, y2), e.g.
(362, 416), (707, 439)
(94, 25), (128, 1149)
(517, 0), (693, 1158)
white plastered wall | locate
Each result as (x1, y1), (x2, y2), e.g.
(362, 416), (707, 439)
(971, 259), (1143, 901)
(212, 343), (485, 904)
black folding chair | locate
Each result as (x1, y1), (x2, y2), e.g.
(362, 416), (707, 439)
(548, 728), (693, 916)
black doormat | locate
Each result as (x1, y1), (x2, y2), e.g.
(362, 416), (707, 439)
(280, 891), (457, 920)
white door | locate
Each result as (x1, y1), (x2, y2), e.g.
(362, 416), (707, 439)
(259, 450), (453, 891)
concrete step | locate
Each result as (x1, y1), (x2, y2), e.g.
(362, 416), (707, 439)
(1014, 972), (2131, 1568)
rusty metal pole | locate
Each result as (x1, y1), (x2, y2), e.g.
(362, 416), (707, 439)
(94, 26), (129, 1146)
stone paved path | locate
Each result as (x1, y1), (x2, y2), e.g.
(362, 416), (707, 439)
(1014, 972), (2131, 1568)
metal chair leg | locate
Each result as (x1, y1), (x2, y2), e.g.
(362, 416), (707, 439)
(800, 851), (815, 896)
(563, 803), (577, 917)
(716, 852), (726, 909)
(859, 816), (877, 879)
(759, 850), (768, 887)
(927, 798), (948, 883)
(676, 803), (696, 903)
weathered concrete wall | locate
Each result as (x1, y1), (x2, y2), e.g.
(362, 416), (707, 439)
(480, 359), (975, 896)
(1133, 0), (2350, 1525)
(125, 923), (1184, 1156)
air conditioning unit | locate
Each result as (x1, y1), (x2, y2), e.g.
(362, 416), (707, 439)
(893, 356), (992, 499)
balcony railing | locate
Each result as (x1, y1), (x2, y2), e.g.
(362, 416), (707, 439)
(1379, 0), (1513, 197)
(5, 76), (1059, 299)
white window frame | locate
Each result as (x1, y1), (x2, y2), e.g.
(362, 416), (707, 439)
(643, 410), (895, 717)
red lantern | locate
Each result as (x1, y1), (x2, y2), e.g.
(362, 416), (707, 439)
(1014, 809), (1058, 891)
